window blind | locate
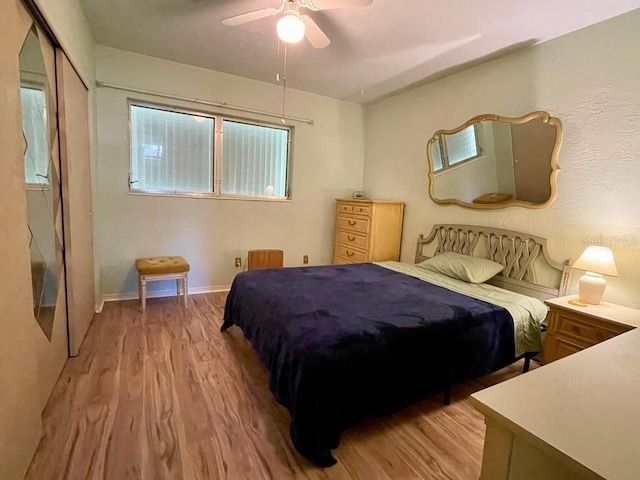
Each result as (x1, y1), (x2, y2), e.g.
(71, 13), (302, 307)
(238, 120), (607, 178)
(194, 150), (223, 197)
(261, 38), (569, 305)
(21, 87), (49, 185)
(221, 120), (289, 197)
(445, 125), (478, 165)
(130, 105), (214, 194)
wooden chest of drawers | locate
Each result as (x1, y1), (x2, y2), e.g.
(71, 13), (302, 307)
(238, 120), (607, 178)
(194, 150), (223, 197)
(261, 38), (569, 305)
(333, 199), (404, 264)
(542, 296), (640, 364)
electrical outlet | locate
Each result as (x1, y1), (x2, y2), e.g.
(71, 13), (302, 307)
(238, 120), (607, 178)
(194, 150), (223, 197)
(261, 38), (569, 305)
(303, 255), (309, 264)
(235, 257), (242, 267)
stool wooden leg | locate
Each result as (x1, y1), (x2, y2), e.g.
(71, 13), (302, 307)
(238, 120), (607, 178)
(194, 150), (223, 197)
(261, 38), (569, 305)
(183, 274), (188, 308)
(140, 276), (147, 311)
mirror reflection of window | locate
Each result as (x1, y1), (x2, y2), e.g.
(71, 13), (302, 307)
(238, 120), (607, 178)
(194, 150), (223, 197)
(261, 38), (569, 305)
(433, 125), (480, 172)
(446, 126), (479, 165)
(20, 86), (49, 186)
(432, 142), (444, 171)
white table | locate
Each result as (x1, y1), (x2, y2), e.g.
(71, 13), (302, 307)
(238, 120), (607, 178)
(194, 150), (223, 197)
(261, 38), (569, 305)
(470, 328), (640, 480)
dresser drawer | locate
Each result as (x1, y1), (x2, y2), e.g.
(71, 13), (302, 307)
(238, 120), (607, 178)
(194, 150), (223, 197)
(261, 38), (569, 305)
(352, 204), (371, 216)
(336, 215), (370, 234)
(555, 337), (589, 360)
(337, 203), (371, 216)
(555, 313), (630, 345)
(334, 257), (352, 265)
(335, 245), (367, 263)
(336, 230), (369, 250)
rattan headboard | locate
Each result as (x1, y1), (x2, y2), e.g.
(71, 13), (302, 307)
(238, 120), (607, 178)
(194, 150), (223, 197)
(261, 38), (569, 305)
(415, 224), (571, 300)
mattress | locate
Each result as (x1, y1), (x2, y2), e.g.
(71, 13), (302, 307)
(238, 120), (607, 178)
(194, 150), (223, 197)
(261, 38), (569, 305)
(376, 261), (548, 356)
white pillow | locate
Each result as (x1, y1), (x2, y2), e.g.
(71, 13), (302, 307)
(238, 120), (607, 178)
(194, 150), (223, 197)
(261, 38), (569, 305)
(418, 252), (504, 283)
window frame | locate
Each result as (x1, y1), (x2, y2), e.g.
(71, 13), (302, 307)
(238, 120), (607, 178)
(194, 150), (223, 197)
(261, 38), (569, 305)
(21, 82), (51, 190)
(127, 99), (293, 201)
(433, 124), (481, 173)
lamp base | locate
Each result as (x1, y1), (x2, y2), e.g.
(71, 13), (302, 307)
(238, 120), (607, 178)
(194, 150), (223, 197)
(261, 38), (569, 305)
(578, 272), (607, 305)
(568, 299), (588, 307)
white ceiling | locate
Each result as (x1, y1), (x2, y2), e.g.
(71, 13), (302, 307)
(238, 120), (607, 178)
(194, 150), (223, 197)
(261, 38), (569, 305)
(79, 0), (640, 104)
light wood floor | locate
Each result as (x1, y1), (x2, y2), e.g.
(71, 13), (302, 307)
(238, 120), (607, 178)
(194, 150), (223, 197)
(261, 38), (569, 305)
(25, 292), (537, 480)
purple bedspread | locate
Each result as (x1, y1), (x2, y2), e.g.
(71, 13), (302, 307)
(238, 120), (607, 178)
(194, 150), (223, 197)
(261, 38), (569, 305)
(221, 263), (514, 466)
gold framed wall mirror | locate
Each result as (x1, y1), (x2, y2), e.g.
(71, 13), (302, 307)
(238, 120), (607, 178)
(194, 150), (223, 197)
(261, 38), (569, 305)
(426, 111), (562, 209)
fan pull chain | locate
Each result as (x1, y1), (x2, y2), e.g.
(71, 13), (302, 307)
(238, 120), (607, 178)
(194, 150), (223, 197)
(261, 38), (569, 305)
(281, 43), (288, 124)
(276, 37), (281, 83)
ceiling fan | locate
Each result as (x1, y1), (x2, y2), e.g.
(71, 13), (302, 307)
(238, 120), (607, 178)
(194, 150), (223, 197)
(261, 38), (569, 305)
(221, 0), (373, 49)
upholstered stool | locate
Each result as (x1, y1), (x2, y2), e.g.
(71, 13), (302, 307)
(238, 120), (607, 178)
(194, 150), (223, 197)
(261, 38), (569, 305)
(135, 256), (190, 311)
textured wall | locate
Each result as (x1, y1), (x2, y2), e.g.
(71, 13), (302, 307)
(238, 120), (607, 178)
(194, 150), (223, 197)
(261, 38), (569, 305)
(364, 10), (640, 308)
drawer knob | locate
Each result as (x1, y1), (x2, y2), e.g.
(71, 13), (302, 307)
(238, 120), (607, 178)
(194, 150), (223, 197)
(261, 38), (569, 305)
(347, 235), (355, 241)
(346, 250), (354, 257)
(571, 325), (580, 334)
(348, 220), (356, 226)
(596, 332), (605, 342)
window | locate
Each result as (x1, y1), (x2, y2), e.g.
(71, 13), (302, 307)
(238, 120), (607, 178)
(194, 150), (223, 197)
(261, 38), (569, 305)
(432, 125), (480, 172)
(20, 86), (49, 186)
(129, 103), (292, 199)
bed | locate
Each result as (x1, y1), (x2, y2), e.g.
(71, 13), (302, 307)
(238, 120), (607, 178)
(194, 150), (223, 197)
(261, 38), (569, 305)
(221, 224), (570, 466)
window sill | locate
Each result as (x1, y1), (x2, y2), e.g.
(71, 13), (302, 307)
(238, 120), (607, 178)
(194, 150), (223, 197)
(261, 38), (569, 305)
(127, 190), (292, 202)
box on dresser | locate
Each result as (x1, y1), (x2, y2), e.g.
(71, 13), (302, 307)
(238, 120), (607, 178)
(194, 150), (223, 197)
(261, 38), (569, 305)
(333, 199), (404, 264)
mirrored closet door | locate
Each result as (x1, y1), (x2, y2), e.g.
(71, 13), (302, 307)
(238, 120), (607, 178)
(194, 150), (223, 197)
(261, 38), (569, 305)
(57, 50), (96, 356)
(19, 22), (66, 345)
(16, 0), (96, 360)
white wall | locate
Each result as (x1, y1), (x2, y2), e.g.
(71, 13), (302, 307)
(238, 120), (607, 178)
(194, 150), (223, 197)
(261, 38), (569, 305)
(364, 9), (640, 308)
(433, 155), (499, 203)
(35, 0), (95, 83)
(95, 46), (365, 297)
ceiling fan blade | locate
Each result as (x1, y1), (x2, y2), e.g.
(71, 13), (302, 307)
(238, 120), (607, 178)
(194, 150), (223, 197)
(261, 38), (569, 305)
(301, 15), (331, 48)
(221, 7), (278, 26)
(308, 0), (373, 10)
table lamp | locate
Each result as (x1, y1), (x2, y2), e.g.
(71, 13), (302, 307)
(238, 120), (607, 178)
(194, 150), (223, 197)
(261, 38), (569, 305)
(571, 246), (618, 305)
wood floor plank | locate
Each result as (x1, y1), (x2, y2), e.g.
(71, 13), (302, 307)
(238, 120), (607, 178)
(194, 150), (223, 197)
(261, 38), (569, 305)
(55, 404), (110, 480)
(104, 325), (146, 479)
(143, 358), (184, 479)
(23, 371), (81, 479)
(27, 291), (538, 479)
(169, 337), (215, 444)
(64, 308), (107, 375)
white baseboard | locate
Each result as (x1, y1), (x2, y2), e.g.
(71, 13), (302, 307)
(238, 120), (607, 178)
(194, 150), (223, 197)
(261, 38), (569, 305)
(98, 284), (231, 310)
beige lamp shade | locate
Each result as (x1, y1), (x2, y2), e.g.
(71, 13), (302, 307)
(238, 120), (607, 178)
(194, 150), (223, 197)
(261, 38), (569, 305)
(572, 246), (618, 305)
(573, 246), (618, 276)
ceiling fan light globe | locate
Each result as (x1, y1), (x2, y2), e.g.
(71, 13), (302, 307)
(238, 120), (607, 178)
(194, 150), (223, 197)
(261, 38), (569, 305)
(277, 13), (305, 43)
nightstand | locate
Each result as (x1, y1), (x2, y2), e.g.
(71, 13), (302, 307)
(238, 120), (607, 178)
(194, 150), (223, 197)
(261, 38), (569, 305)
(543, 295), (640, 364)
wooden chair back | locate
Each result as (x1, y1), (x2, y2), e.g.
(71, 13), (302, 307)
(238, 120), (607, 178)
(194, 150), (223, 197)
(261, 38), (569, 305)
(247, 250), (284, 271)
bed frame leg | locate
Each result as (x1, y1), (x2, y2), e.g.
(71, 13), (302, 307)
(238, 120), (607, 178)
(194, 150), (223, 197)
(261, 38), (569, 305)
(523, 354), (532, 373)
